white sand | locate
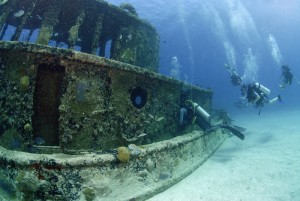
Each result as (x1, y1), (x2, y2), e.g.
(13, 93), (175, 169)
(148, 108), (300, 201)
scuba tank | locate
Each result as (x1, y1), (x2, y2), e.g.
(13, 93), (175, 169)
(185, 100), (210, 122)
(254, 82), (270, 95)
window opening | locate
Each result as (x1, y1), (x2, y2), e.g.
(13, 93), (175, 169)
(105, 39), (112, 58)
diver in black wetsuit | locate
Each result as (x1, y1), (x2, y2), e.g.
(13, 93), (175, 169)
(224, 63), (242, 87)
(241, 82), (282, 114)
(178, 89), (245, 140)
(178, 89), (211, 131)
(279, 65), (299, 88)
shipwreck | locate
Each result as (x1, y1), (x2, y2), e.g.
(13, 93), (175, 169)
(0, 0), (227, 200)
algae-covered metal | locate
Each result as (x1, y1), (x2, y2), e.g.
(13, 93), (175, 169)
(0, 0), (159, 71)
(0, 1), (226, 200)
(0, 41), (213, 153)
(0, 130), (226, 201)
(0, 41), (218, 201)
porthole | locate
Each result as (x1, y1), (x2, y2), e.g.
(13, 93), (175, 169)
(130, 87), (147, 109)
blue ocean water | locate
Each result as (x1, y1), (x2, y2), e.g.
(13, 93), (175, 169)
(1, 1), (299, 200)
(107, 0), (300, 114)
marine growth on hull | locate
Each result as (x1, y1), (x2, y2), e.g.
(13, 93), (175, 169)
(0, 1), (226, 201)
(0, 0), (213, 153)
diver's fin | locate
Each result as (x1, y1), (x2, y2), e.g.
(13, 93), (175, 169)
(233, 125), (246, 132)
(204, 124), (222, 134)
(221, 125), (245, 140)
(205, 124), (245, 140)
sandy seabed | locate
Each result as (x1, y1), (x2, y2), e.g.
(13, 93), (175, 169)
(148, 108), (300, 201)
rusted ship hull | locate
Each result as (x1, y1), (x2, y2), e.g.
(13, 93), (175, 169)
(0, 41), (226, 201)
(0, 0), (227, 200)
(0, 131), (225, 201)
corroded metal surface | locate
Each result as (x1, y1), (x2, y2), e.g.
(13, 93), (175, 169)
(0, 129), (226, 200)
(0, 1), (227, 200)
(0, 0), (159, 71)
(0, 41), (213, 153)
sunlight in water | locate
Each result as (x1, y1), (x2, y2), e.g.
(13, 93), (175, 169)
(243, 48), (258, 82)
(267, 34), (282, 66)
(223, 41), (236, 68)
(265, 0), (299, 18)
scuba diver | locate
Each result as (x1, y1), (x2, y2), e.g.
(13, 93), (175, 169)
(279, 65), (300, 88)
(224, 63), (243, 86)
(178, 90), (245, 140)
(178, 89), (211, 131)
(241, 82), (282, 115)
(224, 63), (283, 115)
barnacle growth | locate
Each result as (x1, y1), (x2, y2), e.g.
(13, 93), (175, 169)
(117, 146), (131, 163)
(19, 75), (30, 91)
